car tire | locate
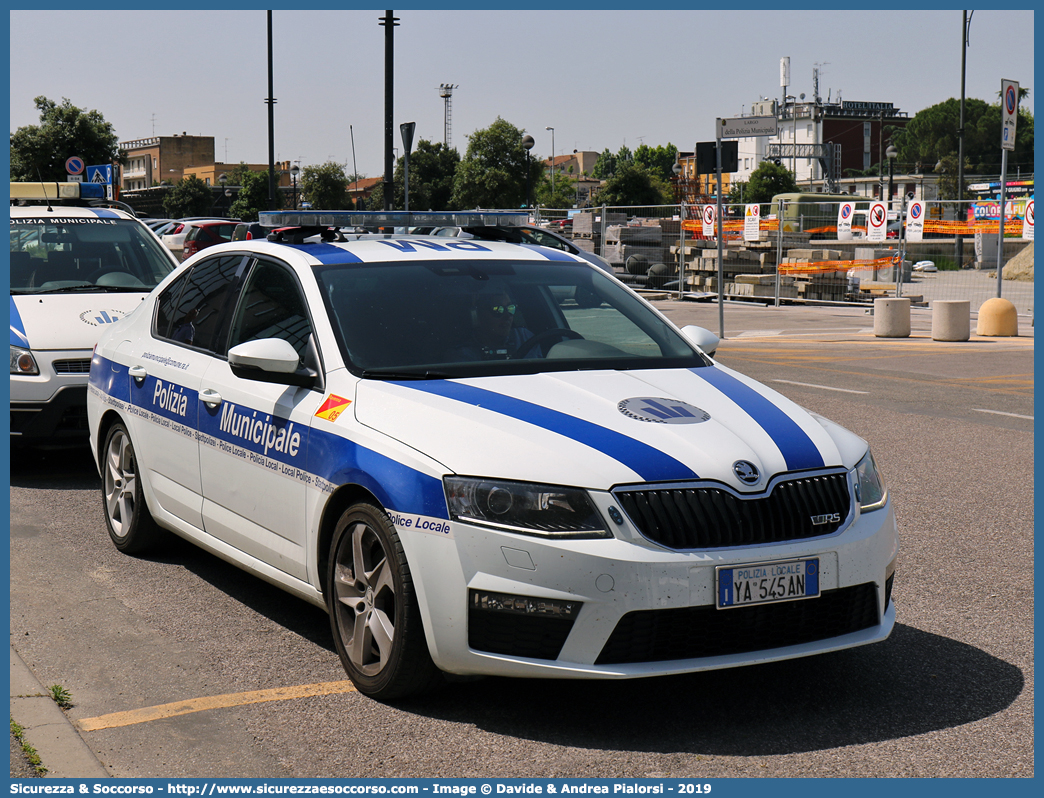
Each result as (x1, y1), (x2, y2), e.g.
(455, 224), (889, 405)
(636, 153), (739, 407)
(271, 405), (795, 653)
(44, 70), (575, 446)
(326, 503), (441, 700)
(101, 422), (165, 555)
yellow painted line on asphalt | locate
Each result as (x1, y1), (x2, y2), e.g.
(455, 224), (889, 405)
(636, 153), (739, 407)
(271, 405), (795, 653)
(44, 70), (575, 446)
(77, 681), (357, 731)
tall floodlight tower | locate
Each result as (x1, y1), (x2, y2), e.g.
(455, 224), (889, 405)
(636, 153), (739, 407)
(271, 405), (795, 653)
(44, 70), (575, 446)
(438, 83), (458, 148)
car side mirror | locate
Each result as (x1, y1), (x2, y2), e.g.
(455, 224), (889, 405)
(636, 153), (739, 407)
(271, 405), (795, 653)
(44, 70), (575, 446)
(228, 338), (316, 388)
(680, 325), (719, 358)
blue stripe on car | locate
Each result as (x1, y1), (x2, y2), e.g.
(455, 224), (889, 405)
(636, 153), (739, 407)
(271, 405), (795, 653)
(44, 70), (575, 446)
(10, 297), (28, 347)
(87, 208), (121, 219)
(520, 244), (576, 261)
(285, 243), (364, 264)
(692, 367), (824, 470)
(396, 380), (699, 483)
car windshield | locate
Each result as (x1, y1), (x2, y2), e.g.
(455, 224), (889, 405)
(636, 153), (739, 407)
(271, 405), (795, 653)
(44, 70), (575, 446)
(10, 217), (176, 294)
(315, 258), (709, 378)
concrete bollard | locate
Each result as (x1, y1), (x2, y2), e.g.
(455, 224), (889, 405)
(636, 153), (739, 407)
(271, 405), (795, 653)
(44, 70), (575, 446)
(932, 300), (970, 341)
(976, 297), (1019, 337)
(874, 297), (911, 338)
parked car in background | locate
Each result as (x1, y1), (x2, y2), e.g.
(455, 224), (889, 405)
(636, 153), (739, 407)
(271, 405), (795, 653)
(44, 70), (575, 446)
(10, 181), (178, 445)
(143, 218), (175, 232)
(181, 220), (239, 261)
(232, 222), (267, 242)
(161, 218), (237, 260)
(435, 224), (615, 274)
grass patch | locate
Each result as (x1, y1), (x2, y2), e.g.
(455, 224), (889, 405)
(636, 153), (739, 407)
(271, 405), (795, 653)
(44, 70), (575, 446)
(10, 717), (48, 775)
(47, 684), (73, 709)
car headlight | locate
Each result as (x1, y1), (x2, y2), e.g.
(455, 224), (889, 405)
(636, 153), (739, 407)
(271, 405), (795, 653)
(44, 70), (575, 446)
(10, 345), (39, 376)
(852, 449), (887, 512)
(445, 477), (609, 538)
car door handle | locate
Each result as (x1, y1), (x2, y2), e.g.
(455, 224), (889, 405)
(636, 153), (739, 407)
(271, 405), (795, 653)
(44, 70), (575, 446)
(200, 388), (222, 408)
(129, 365), (147, 382)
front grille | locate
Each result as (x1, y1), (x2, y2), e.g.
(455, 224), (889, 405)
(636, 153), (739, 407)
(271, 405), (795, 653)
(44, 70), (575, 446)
(53, 359), (92, 374)
(614, 472), (851, 550)
(468, 607), (577, 661)
(596, 582), (879, 665)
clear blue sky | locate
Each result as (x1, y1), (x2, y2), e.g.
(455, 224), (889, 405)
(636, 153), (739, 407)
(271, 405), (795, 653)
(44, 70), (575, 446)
(9, 7), (1035, 178)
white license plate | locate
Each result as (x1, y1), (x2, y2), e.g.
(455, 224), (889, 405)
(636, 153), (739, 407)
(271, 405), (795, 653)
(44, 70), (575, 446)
(716, 558), (820, 609)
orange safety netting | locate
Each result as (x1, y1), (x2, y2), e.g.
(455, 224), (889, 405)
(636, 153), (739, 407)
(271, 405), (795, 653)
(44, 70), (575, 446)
(778, 256), (899, 276)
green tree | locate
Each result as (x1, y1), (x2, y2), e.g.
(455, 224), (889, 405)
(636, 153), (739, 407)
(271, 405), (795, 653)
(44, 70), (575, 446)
(535, 173), (578, 209)
(591, 148), (617, 179)
(590, 161), (670, 207)
(228, 169), (274, 221)
(451, 118), (541, 209)
(301, 162), (350, 210)
(370, 140), (460, 211)
(10, 96), (121, 182)
(163, 175), (215, 218)
(897, 96), (1034, 174)
(633, 143), (679, 182)
(741, 160), (798, 204)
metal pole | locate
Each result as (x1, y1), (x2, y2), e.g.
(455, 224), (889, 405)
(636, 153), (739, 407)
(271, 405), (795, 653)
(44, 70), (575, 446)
(715, 120), (724, 340)
(996, 149), (1008, 297)
(956, 9), (970, 267)
(678, 200), (686, 300)
(381, 10), (398, 211)
(775, 198), (784, 307)
(350, 125), (358, 209)
(266, 11), (276, 211)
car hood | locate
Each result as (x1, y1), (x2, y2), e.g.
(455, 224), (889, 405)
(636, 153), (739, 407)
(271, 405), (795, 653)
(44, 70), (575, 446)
(354, 366), (856, 490)
(10, 294), (148, 351)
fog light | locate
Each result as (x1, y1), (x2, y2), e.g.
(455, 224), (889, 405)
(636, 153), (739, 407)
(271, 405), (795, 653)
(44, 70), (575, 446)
(470, 589), (580, 618)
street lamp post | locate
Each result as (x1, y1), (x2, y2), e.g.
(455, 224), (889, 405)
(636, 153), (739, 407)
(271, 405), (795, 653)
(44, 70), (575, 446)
(545, 126), (555, 199)
(886, 145), (897, 217)
(290, 163), (300, 210)
(218, 172), (228, 216)
(522, 135), (535, 211)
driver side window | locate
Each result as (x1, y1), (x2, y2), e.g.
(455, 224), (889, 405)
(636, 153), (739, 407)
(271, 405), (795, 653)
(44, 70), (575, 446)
(228, 259), (316, 366)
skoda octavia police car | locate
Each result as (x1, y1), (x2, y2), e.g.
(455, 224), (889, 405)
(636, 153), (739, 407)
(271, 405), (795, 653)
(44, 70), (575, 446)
(86, 210), (898, 700)
(11, 182), (178, 444)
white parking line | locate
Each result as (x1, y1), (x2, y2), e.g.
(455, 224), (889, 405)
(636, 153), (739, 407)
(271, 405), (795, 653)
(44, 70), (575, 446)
(734, 330), (783, 338)
(973, 408), (1034, 420)
(773, 379), (869, 394)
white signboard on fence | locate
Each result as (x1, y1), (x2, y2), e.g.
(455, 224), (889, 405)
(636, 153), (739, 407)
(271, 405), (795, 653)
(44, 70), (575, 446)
(744, 204), (760, 241)
(836, 202), (855, 241)
(867, 201), (888, 243)
(906, 201), (925, 242)
(1023, 198), (1034, 240)
(701, 204), (717, 238)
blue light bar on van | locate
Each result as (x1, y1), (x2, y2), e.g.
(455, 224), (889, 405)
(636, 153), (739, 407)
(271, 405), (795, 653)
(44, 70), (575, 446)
(258, 210), (528, 229)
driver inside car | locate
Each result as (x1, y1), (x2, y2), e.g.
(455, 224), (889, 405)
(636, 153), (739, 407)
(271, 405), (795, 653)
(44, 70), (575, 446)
(451, 287), (539, 361)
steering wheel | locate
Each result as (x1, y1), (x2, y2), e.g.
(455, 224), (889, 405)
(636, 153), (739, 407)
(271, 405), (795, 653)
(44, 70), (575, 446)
(509, 328), (583, 359)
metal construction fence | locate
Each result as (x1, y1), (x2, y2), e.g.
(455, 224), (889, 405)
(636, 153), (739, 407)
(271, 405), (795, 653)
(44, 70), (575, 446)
(533, 199), (1034, 316)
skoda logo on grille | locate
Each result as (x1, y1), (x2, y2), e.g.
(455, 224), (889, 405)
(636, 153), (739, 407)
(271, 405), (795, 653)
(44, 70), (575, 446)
(618, 398), (710, 424)
(733, 460), (760, 484)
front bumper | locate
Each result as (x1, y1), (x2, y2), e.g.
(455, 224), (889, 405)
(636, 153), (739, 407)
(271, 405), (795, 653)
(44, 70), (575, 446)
(11, 349), (93, 443)
(406, 495), (899, 679)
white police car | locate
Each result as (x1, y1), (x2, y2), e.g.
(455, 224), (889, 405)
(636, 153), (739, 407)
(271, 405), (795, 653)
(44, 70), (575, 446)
(86, 210), (898, 700)
(11, 182), (178, 444)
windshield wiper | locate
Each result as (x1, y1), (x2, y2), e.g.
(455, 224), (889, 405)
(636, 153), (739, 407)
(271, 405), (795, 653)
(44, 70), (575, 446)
(360, 368), (451, 381)
(30, 284), (108, 294)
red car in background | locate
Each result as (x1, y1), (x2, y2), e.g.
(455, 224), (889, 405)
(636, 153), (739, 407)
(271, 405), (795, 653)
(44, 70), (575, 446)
(181, 220), (239, 260)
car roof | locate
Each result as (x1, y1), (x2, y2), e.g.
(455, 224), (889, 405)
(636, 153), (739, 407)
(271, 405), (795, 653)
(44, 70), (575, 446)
(192, 236), (593, 267)
(10, 204), (139, 221)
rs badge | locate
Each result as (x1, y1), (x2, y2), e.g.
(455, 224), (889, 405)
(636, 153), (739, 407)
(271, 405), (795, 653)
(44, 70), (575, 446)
(315, 394), (352, 422)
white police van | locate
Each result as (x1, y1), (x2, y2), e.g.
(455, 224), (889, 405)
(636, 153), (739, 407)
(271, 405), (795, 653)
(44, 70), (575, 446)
(11, 182), (178, 444)
(86, 209), (898, 700)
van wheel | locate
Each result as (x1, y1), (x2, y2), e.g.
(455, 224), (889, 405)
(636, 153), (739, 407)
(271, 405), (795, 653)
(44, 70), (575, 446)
(102, 422), (164, 554)
(326, 503), (441, 700)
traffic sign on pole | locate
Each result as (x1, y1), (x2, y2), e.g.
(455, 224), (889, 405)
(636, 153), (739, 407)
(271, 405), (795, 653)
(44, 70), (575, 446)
(65, 156), (85, 176)
(1001, 79), (1019, 152)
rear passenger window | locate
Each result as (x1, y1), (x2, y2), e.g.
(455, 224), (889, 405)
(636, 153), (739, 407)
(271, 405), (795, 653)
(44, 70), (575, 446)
(157, 255), (248, 354)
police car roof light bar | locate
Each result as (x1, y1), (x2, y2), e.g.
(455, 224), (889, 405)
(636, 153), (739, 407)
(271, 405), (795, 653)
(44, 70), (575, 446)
(258, 210), (528, 229)
(9, 181), (105, 202)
